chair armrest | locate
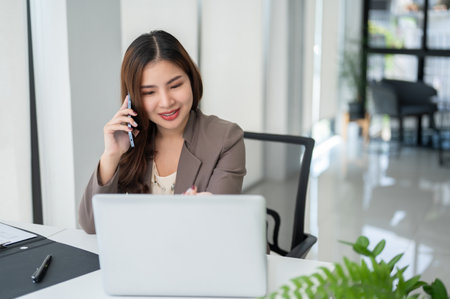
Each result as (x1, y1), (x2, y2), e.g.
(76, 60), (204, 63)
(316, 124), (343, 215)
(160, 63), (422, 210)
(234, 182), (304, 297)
(286, 233), (317, 259)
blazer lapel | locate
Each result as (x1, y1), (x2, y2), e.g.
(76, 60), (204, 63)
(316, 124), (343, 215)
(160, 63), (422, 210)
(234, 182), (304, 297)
(174, 143), (201, 194)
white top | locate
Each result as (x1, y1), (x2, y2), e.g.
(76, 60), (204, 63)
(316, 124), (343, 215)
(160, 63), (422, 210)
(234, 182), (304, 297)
(151, 161), (176, 194)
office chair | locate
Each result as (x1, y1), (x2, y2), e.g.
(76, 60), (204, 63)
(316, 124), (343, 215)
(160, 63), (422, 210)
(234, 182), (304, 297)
(369, 79), (438, 145)
(242, 131), (317, 259)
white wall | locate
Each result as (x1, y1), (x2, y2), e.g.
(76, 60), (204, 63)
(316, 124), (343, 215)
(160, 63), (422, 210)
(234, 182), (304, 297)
(66, 0), (122, 219)
(265, 0), (289, 134)
(320, 0), (340, 120)
(0, 0), (32, 222)
(30, 0), (76, 227)
(302, 0), (316, 132)
(30, 0), (122, 228)
(201, 0), (264, 131)
(287, 0), (306, 135)
(200, 0), (265, 188)
(302, 0), (342, 132)
(120, 0), (198, 61)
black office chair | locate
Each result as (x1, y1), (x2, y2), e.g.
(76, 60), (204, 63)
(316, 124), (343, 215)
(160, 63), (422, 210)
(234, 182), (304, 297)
(242, 131), (317, 259)
(369, 79), (438, 145)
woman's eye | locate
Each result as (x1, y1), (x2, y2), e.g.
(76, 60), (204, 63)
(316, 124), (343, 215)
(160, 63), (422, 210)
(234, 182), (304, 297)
(143, 91), (155, 96)
(171, 83), (182, 89)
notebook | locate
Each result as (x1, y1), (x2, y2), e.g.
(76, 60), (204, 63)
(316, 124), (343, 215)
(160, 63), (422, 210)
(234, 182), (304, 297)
(92, 194), (267, 297)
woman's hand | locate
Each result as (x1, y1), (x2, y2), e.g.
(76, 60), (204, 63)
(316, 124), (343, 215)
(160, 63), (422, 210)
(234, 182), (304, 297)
(183, 185), (212, 196)
(98, 96), (139, 185)
(103, 96), (139, 157)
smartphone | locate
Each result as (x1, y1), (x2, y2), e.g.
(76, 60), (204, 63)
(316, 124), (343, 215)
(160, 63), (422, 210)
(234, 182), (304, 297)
(127, 94), (135, 148)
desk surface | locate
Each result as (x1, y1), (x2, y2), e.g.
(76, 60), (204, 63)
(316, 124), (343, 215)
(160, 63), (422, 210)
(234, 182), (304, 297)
(2, 222), (332, 299)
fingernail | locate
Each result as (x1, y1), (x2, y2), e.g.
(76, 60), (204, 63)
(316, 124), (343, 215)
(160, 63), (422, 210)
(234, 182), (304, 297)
(185, 187), (193, 194)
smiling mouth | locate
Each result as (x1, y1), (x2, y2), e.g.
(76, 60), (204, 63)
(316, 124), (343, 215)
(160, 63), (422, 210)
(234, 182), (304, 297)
(159, 109), (180, 120)
(161, 110), (177, 116)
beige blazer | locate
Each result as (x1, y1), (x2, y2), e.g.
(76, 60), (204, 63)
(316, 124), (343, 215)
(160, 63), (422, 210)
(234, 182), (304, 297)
(79, 109), (246, 234)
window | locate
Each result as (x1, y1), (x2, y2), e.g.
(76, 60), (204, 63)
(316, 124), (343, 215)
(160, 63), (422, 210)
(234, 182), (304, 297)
(368, 0), (424, 49)
(364, 0), (450, 102)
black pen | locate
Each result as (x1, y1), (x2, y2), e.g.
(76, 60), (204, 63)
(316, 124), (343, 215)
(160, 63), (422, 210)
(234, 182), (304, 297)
(31, 254), (52, 283)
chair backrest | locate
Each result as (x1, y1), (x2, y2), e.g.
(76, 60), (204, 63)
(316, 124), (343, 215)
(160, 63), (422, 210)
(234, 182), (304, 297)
(382, 79), (437, 105)
(369, 80), (399, 116)
(242, 131), (316, 258)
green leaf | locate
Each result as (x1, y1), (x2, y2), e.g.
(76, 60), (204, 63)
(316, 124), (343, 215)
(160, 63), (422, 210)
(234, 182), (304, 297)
(396, 265), (409, 276)
(339, 240), (355, 247)
(387, 253), (404, 271)
(344, 257), (358, 281)
(312, 273), (326, 285)
(280, 285), (290, 299)
(315, 284), (329, 299)
(293, 289), (302, 299)
(319, 266), (337, 284)
(291, 275), (314, 288)
(403, 275), (422, 294)
(290, 276), (303, 288)
(355, 236), (370, 248)
(305, 287), (315, 298)
(359, 259), (371, 283)
(353, 243), (373, 256)
(428, 278), (449, 298)
(423, 285), (433, 295)
(334, 263), (347, 282)
(372, 239), (386, 257)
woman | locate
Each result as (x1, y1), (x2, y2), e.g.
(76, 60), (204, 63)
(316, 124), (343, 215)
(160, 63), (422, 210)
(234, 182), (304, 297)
(79, 30), (246, 234)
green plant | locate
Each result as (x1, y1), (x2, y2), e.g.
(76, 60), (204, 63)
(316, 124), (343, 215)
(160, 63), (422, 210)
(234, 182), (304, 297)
(340, 40), (364, 104)
(264, 236), (449, 298)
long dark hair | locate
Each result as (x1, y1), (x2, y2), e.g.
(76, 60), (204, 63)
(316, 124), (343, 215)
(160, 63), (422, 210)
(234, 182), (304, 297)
(118, 30), (203, 193)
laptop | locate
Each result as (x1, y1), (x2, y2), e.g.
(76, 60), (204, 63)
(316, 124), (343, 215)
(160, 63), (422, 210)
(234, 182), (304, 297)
(92, 194), (267, 297)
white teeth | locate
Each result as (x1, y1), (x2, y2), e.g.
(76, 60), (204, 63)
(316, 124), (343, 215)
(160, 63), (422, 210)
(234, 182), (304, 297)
(162, 110), (176, 116)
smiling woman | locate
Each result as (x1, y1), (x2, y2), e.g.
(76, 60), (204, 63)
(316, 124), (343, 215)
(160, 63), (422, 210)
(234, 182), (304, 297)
(78, 31), (247, 234)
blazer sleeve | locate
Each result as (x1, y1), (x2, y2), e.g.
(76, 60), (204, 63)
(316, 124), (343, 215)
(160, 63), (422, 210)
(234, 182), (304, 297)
(205, 123), (246, 194)
(78, 163), (119, 234)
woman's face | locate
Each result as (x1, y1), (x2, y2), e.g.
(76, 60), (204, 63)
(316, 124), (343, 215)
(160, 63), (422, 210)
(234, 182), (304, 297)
(140, 60), (193, 136)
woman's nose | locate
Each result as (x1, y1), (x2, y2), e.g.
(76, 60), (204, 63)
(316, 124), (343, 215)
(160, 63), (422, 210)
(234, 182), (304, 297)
(159, 90), (173, 107)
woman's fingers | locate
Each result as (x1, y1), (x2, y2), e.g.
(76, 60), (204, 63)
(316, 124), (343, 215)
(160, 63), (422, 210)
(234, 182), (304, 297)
(121, 95), (129, 109)
(196, 192), (213, 196)
(183, 186), (212, 196)
(104, 123), (133, 133)
(114, 108), (137, 119)
(108, 115), (138, 127)
(183, 185), (197, 195)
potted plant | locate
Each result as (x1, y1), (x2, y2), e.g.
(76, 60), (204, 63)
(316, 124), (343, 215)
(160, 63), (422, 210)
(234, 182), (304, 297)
(340, 41), (366, 121)
(263, 236), (448, 298)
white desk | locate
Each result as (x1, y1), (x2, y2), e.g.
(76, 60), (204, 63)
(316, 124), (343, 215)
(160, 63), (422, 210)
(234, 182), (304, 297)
(5, 223), (332, 299)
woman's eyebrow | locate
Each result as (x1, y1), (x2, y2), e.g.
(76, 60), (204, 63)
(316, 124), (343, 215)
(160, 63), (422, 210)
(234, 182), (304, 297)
(141, 75), (183, 89)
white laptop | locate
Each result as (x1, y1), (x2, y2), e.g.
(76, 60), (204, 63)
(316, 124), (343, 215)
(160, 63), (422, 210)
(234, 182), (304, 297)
(92, 194), (267, 297)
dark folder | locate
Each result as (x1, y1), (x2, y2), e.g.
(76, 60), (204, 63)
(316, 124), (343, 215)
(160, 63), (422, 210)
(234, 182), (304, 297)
(0, 223), (99, 299)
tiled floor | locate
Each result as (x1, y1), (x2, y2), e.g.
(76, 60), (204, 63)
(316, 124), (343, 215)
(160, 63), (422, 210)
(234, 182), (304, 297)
(306, 135), (450, 288)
